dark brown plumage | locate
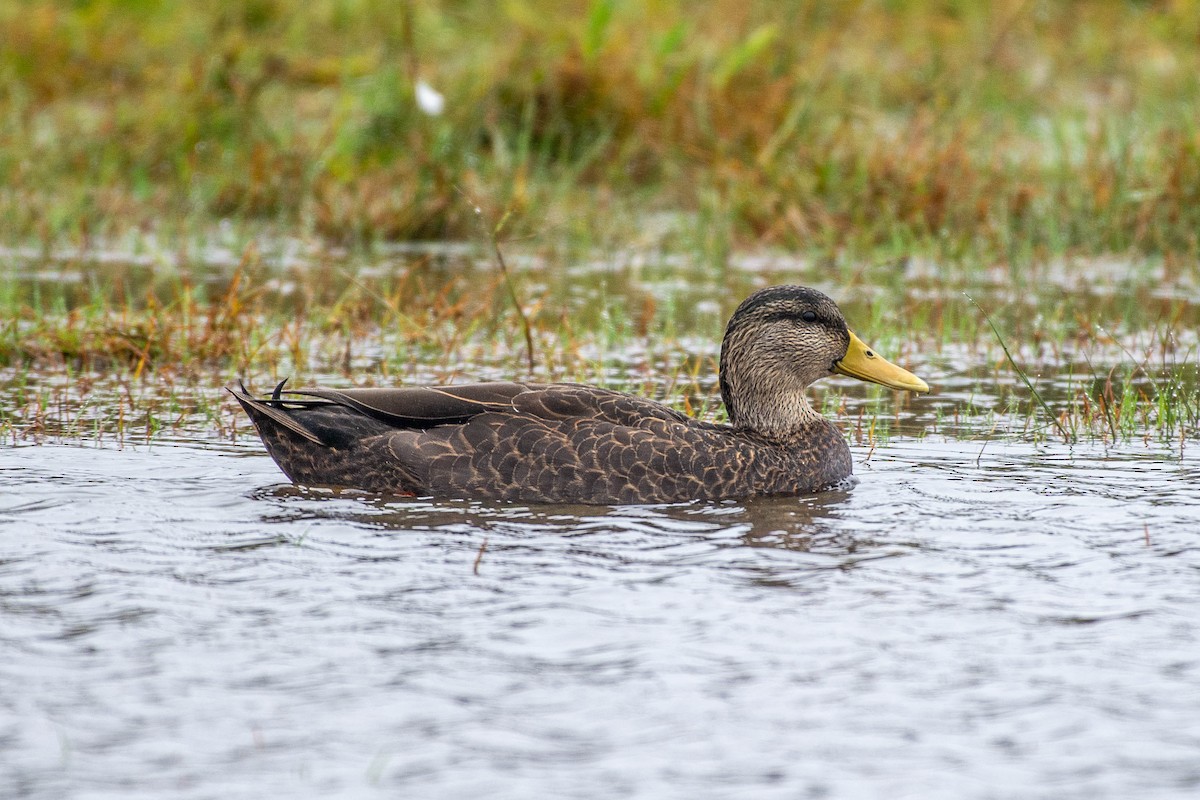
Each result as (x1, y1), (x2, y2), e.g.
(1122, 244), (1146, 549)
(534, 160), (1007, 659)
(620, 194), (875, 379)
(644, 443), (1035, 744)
(231, 286), (928, 503)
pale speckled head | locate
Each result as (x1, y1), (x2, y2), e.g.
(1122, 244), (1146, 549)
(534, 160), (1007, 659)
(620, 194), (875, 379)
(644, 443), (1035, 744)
(718, 285), (927, 434)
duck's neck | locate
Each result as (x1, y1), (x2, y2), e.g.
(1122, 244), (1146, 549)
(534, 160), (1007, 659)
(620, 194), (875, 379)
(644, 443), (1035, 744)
(719, 362), (824, 438)
(729, 389), (823, 437)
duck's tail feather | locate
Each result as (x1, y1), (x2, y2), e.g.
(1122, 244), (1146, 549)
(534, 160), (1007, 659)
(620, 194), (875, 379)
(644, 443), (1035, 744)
(228, 380), (327, 446)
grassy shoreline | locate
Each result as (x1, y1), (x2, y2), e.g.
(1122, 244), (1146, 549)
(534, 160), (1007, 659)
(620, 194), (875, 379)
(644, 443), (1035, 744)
(2, 234), (1198, 447)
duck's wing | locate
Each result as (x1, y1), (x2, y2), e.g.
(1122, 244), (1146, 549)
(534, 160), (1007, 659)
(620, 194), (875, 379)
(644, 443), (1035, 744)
(279, 381), (694, 431)
(288, 382), (543, 428)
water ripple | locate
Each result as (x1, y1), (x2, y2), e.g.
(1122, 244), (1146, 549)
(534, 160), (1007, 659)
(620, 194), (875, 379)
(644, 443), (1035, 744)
(2, 440), (1200, 798)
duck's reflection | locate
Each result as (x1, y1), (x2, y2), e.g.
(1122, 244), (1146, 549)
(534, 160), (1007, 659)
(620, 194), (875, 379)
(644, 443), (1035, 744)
(249, 481), (878, 559)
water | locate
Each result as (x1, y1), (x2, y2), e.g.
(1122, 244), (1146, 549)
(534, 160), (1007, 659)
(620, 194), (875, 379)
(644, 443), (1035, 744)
(4, 436), (1199, 799)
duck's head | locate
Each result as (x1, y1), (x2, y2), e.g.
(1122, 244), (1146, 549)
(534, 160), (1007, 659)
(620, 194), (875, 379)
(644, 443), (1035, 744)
(718, 285), (928, 434)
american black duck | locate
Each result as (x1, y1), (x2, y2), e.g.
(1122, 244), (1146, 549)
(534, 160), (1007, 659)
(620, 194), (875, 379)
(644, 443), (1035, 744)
(231, 285), (928, 503)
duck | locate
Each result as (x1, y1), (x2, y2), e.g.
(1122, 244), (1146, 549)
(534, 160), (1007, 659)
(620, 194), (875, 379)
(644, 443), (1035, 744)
(230, 285), (928, 504)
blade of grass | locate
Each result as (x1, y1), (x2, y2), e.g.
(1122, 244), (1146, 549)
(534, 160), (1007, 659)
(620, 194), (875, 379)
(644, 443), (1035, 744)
(964, 291), (1071, 443)
(456, 187), (537, 373)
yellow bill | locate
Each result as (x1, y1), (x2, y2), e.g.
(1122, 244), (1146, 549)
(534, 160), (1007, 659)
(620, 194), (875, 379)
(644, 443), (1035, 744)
(834, 331), (929, 393)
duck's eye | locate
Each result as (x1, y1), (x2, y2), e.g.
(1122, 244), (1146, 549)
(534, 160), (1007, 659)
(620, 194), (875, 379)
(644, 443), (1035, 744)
(800, 310), (817, 323)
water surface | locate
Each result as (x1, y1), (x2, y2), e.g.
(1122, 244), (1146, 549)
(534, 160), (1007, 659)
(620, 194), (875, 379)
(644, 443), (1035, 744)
(4, 437), (1199, 799)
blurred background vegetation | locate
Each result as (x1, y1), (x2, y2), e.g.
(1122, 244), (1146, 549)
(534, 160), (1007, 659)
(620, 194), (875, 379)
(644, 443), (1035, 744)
(2, 0), (1200, 259)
